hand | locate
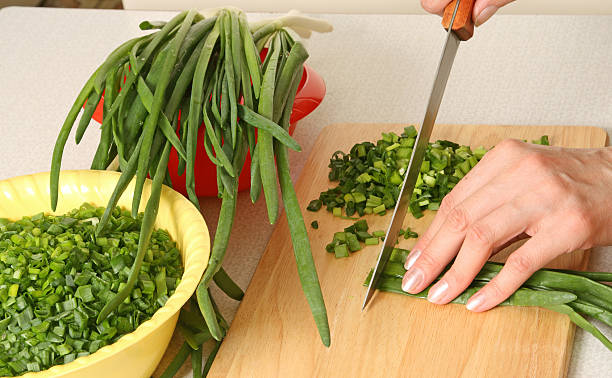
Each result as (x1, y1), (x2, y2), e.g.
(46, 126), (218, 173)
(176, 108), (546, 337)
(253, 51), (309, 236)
(421, 0), (515, 26)
(402, 139), (612, 312)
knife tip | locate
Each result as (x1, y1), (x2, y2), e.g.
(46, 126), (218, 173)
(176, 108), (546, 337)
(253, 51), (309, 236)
(361, 295), (371, 311)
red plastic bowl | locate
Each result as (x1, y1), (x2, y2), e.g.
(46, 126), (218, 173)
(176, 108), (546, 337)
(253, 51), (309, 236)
(91, 62), (325, 197)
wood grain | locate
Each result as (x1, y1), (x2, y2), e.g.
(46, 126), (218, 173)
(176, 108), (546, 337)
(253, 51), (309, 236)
(209, 123), (608, 378)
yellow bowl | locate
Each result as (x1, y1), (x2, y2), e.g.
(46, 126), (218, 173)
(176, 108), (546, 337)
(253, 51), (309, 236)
(0, 170), (210, 378)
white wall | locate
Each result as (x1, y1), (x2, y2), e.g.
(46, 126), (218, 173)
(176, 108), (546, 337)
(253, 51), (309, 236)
(122, 0), (612, 14)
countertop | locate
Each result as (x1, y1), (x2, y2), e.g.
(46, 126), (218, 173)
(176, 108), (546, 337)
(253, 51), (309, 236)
(0, 7), (611, 377)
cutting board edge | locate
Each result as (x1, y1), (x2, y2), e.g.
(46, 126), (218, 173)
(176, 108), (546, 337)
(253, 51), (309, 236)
(321, 122), (609, 144)
(562, 322), (578, 378)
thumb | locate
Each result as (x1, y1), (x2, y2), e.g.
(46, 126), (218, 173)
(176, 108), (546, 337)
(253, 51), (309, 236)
(473, 0), (515, 26)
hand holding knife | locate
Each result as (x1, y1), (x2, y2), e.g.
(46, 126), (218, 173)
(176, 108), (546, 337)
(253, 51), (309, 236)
(362, 0), (476, 310)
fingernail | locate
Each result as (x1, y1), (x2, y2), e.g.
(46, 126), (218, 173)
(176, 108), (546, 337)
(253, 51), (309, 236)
(466, 292), (486, 312)
(475, 5), (498, 27)
(428, 280), (449, 304)
(402, 268), (424, 293)
(404, 249), (421, 270)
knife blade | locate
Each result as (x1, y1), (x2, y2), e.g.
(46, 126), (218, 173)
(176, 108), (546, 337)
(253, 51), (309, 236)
(362, 0), (475, 310)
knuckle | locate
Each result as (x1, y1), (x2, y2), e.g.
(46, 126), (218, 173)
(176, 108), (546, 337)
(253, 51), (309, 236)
(506, 199), (522, 215)
(416, 251), (443, 271)
(444, 267), (470, 288)
(519, 152), (549, 173)
(438, 193), (456, 215)
(544, 175), (567, 195)
(485, 280), (511, 300)
(446, 206), (470, 233)
(466, 222), (494, 248)
(416, 232), (432, 248)
(495, 139), (523, 155)
(565, 208), (595, 241)
(506, 254), (534, 276)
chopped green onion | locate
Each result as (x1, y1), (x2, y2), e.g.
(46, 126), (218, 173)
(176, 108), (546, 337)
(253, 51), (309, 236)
(372, 230), (386, 238)
(306, 199), (322, 212)
(308, 128), (545, 220)
(0, 203), (183, 376)
(346, 233), (361, 252)
(334, 244), (349, 258)
(365, 238), (379, 246)
(333, 232), (346, 243)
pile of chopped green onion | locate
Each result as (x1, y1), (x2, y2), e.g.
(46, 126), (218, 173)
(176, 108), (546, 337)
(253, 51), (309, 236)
(365, 248), (612, 352)
(308, 127), (550, 219)
(325, 220), (377, 258)
(0, 203), (183, 376)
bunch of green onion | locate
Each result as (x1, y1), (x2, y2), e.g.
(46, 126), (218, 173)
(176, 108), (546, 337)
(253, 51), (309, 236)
(366, 248), (612, 351)
(50, 8), (330, 376)
(0, 204), (183, 376)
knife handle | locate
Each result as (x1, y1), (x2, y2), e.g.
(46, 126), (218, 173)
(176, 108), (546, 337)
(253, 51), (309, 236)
(442, 0), (475, 41)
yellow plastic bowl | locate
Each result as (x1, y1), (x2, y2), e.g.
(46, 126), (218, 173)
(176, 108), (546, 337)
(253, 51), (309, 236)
(0, 170), (210, 378)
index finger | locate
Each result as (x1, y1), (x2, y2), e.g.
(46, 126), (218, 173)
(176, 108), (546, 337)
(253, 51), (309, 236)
(421, 0), (450, 16)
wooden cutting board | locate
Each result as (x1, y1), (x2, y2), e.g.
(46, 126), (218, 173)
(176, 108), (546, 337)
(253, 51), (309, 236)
(209, 123), (608, 378)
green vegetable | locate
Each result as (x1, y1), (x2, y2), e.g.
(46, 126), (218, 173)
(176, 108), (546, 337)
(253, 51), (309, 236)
(325, 219), (399, 258)
(191, 345), (203, 378)
(159, 342), (191, 378)
(545, 304), (612, 351)
(50, 9), (332, 374)
(372, 230), (386, 238)
(257, 32), (282, 224)
(334, 244), (349, 258)
(311, 131), (551, 219)
(399, 227), (418, 239)
(568, 301), (612, 328)
(203, 340), (222, 376)
(532, 135), (550, 145)
(365, 237), (379, 246)
(196, 188), (237, 339)
(50, 67), (101, 211)
(311, 220), (319, 229)
(212, 266), (244, 301)
(553, 270), (612, 282)
(131, 10), (197, 217)
(274, 41), (330, 345)
(0, 204), (183, 376)
(346, 232), (361, 252)
(98, 141), (173, 323)
(366, 248), (612, 352)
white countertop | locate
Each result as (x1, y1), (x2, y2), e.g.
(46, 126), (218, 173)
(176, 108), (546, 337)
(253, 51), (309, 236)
(0, 7), (611, 377)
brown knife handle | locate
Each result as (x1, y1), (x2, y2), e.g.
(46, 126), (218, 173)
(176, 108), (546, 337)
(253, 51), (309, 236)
(441, 0), (475, 41)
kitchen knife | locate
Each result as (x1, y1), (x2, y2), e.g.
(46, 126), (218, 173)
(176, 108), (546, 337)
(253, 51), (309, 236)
(362, 0), (475, 310)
